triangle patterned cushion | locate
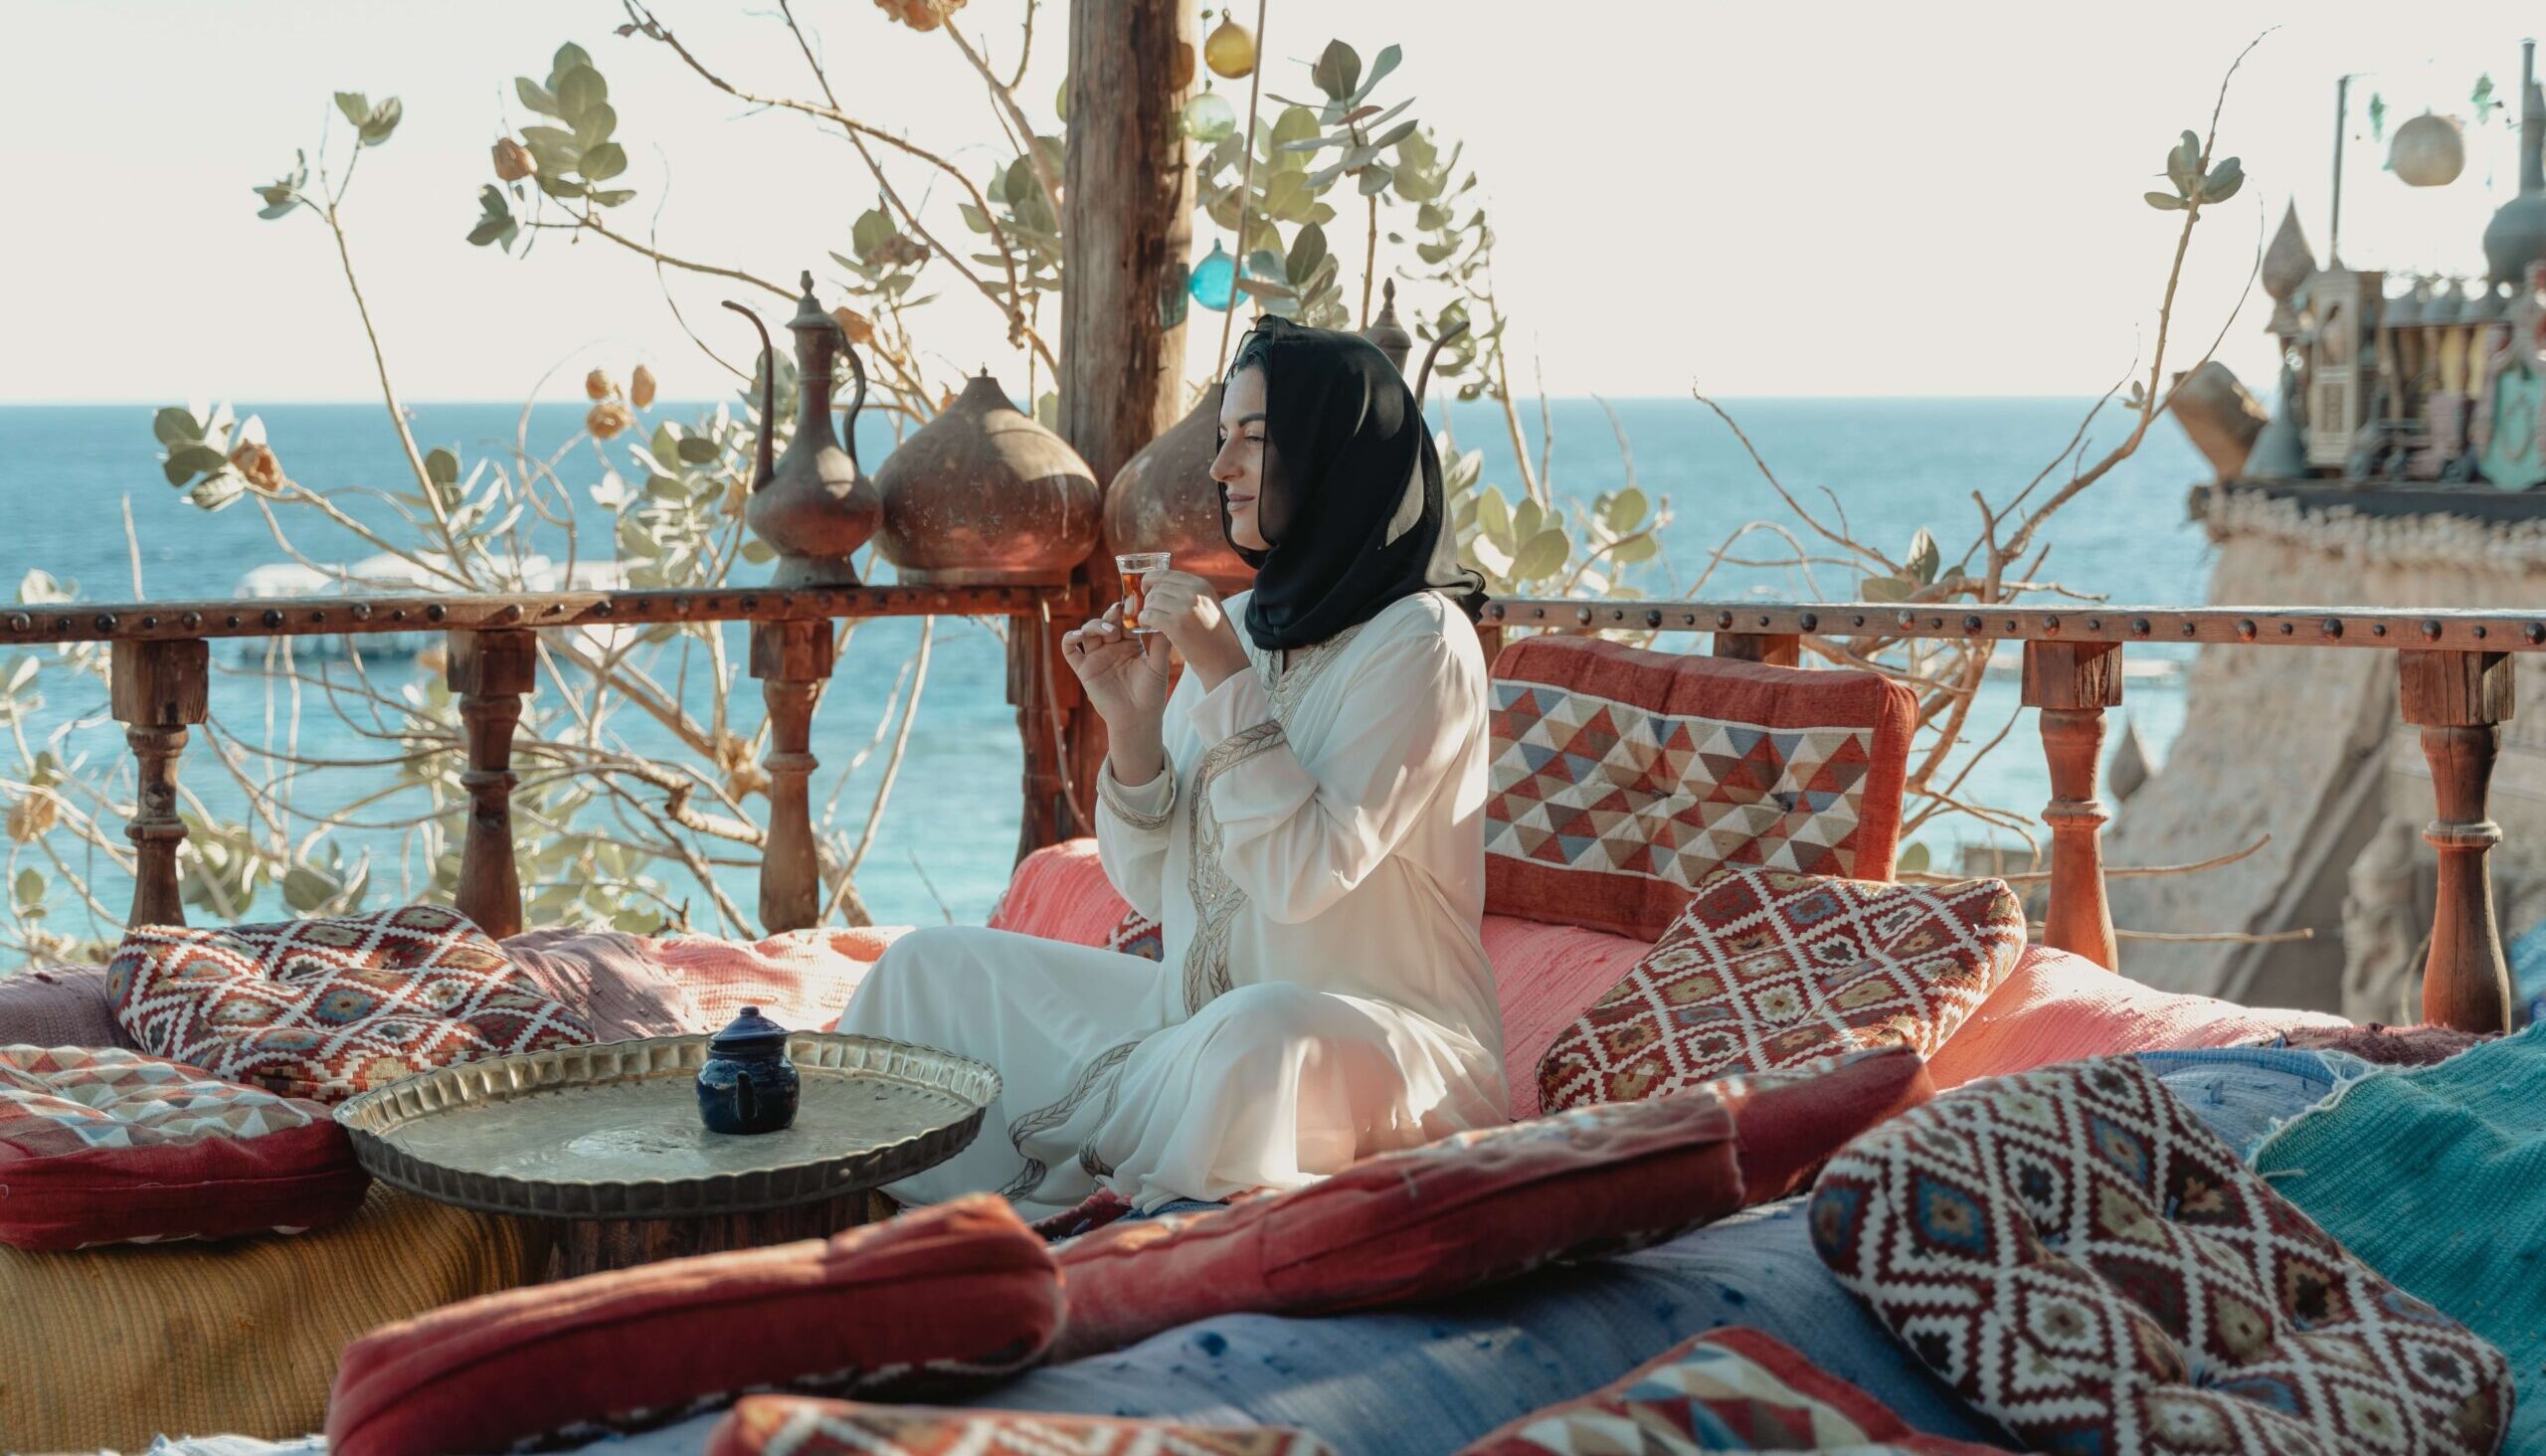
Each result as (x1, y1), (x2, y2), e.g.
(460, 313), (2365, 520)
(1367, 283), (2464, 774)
(0, 1043), (369, 1249)
(1486, 636), (1915, 940)
(1538, 868), (2023, 1115)
(1106, 907), (1164, 962)
(110, 904), (591, 1103)
(708, 1396), (1335, 1456)
(1808, 1057), (2514, 1456)
(1455, 1326), (2005, 1454)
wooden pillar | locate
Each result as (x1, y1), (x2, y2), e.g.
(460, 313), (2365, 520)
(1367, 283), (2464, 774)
(2021, 640), (2122, 970)
(2400, 649), (2515, 1033)
(1714, 632), (1801, 667)
(751, 620), (835, 934)
(447, 629), (535, 940)
(1035, 0), (1196, 856)
(110, 639), (209, 928)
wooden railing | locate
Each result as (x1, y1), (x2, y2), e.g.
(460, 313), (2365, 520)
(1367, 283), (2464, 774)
(19, 589), (2535, 1034)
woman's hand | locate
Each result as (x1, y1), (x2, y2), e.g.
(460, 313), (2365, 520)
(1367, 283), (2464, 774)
(1139, 569), (1251, 690)
(1062, 601), (1172, 731)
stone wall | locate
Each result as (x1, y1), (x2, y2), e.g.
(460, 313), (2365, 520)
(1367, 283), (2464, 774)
(2103, 487), (2546, 1010)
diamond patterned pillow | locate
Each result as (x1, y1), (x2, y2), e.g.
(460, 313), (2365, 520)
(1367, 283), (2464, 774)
(110, 904), (591, 1103)
(1808, 1057), (2514, 1456)
(1538, 868), (2023, 1115)
(1107, 907), (1164, 962)
(0, 1043), (369, 1249)
(1455, 1326), (2005, 1454)
(1486, 636), (1915, 940)
(708, 1396), (1335, 1456)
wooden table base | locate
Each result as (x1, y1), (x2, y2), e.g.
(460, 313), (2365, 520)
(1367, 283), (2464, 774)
(544, 1187), (901, 1280)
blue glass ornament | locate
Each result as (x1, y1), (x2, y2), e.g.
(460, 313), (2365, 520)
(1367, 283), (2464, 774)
(1189, 241), (1237, 311)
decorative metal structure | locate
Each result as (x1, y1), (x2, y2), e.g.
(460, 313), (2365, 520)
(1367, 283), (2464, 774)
(726, 274), (880, 587)
(1360, 279), (1414, 374)
(871, 372), (1102, 585)
(2484, 43), (2546, 288)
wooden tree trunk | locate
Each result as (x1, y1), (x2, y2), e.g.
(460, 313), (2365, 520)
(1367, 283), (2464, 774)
(1018, 0), (1197, 858)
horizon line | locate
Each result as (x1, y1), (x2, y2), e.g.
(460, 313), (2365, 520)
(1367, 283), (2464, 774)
(0, 392), (2150, 408)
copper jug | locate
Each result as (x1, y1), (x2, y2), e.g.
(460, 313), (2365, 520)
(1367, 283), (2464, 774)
(724, 273), (880, 586)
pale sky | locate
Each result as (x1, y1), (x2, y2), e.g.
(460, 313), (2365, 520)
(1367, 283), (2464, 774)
(5, 0), (2544, 404)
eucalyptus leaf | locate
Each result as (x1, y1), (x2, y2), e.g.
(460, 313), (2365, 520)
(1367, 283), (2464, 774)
(1311, 40), (1363, 100)
(425, 447), (459, 485)
(282, 865), (340, 913)
(1906, 527), (1939, 584)
(556, 64), (607, 124)
(1358, 164), (1394, 195)
(1859, 575), (1913, 603)
(852, 208), (896, 262)
(1895, 841), (1931, 876)
(1512, 528), (1569, 581)
(161, 444), (227, 486)
(152, 408), (202, 448)
(1286, 221), (1329, 284)
(589, 187), (636, 207)
(574, 101), (618, 148)
(516, 77), (562, 117)
(1272, 105), (1320, 150)
(1368, 117), (1419, 152)
(1602, 486), (1649, 533)
(13, 867), (41, 906)
(1609, 532), (1659, 565)
(2165, 129), (2200, 194)
(1476, 487), (1512, 544)
(356, 96), (402, 145)
(2143, 191), (2186, 211)
(549, 43), (594, 91)
(675, 437), (721, 464)
(740, 539), (777, 564)
(335, 91), (372, 129)
(2201, 156), (2243, 204)
(1353, 44), (1402, 103)
(579, 141), (628, 181)
(1514, 496), (1544, 543)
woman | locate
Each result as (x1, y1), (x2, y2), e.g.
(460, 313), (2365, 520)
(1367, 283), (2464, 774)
(838, 316), (1504, 1218)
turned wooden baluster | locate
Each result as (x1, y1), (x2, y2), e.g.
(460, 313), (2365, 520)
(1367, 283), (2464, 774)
(1714, 632), (1802, 667)
(750, 619), (835, 933)
(2022, 640), (2122, 970)
(447, 629), (536, 939)
(111, 639), (210, 928)
(2400, 649), (2516, 1033)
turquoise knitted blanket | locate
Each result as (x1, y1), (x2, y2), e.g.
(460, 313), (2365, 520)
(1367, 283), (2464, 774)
(2257, 1021), (2546, 1449)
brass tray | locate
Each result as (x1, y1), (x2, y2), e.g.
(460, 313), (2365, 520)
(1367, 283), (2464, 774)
(333, 1033), (999, 1219)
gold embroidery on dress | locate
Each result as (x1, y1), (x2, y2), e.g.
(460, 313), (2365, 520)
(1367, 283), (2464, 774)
(1176, 622), (1369, 1017)
(998, 1036), (1143, 1201)
(1097, 754), (1176, 831)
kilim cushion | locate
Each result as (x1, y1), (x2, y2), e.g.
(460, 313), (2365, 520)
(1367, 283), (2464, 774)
(1454, 1326), (2006, 1454)
(109, 904), (591, 1102)
(1538, 868), (2023, 1115)
(326, 1194), (1066, 1456)
(1108, 907), (1166, 961)
(1050, 1083), (1746, 1361)
(1485, 636), (1915, 940)
(1711, 1043), (1936, 1206)
(1809, 1056), (2514, 1456)
(0, 1043), (368, 1250)
(708, 1396), (1337, 1456)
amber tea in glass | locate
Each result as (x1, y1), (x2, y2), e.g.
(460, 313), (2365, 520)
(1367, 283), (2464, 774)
(1116, 552), (1172, 634)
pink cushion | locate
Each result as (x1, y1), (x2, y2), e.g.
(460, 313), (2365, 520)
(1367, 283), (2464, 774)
(1482, 915), (1648, 1119)
(989, 840), (1128, 948)
(327, 1195), (1064, 1456)
(1925, 946), (2349, 1091)
(0, 964), (127, 1051)
(642, 927), (900, 1032)
(0, 1044), (369, 1249)
(1485, 637), (1916, 941)
(1051, 1087), (1745, 1361)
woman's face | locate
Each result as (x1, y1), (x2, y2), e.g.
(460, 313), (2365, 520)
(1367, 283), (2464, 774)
(1212, 365), (1270, 552)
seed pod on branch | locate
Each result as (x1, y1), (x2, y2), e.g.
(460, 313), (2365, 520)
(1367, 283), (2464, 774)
(631, 364), (657, 409)
(587, 401), (634, 439)
(492, 137), (536, 182)
(586, 368), (616, 402)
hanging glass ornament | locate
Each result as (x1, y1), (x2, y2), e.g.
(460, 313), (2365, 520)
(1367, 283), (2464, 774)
(1189, 241), (1237, 311)
(1204, 17), (1257, 79)
(1182, 90), (1237, 143)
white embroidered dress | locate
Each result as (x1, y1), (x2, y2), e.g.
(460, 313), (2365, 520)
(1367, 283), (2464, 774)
(836, 589), (1508, 1217)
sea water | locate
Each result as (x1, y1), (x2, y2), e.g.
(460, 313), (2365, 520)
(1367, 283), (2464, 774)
(0, 398), (2211, 941)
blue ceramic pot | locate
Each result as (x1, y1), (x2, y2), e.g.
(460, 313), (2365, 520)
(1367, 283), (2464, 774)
(696, 1004), (801, 1135)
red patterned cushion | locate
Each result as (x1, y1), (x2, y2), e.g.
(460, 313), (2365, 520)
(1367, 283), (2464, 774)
(1485, 637), (1914, 939)
(0, 1044), (368, 1249)
(709, 1396), (1335, 1456)
(1456, 1327), (2004, 1454)
(109, 905), (591, 1102)
(1051, 1088), (1745, 1361)
(326, 1195), (1065, 1456)
(1539, 869), (2022, 1115)
(1107, 908), (1164, 961)
(1809, 1057), (2513, 1456)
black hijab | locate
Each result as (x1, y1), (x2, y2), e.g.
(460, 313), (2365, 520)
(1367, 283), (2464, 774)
(1220, 316), (1485, 651)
